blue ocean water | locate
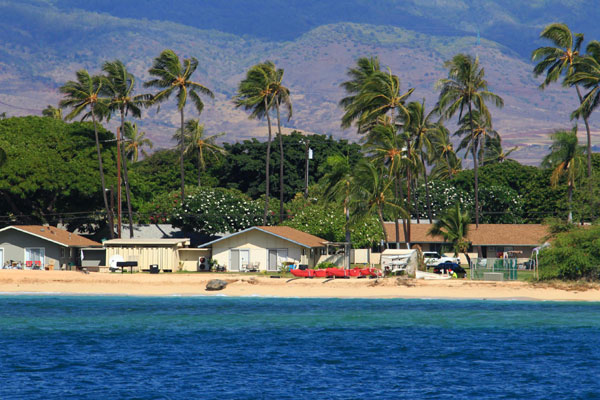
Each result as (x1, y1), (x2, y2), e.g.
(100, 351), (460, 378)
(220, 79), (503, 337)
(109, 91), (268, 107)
(1, 296), (599, 399)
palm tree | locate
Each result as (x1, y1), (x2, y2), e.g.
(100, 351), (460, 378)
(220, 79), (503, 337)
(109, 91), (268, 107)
(483, 136), (518, 164)
(321, 153), (353, 268)
(542, 127), (586, 222)
(454, 110), (499, 166)
(340, 56), (381, 129)
(42, 105), (63, 120)
(428, 203), (472, 266)
(145, 49), (214, 203)
(532, 23), (593, 184)
(349, 160), (406, 249)
(431, 152), (463, 180)
(436, 53), (504, 227)
(123, 122), (153, 162)
(102, 60), (150, 238)
(233, 61), (277, 224)
(59, 69), (114, 237)
(345, 69), (414, 132)
(363, 123), (411, 247)
(404, 100), (438, 222)
(269, 63), (292, 223)
(173, 119), (226, 186)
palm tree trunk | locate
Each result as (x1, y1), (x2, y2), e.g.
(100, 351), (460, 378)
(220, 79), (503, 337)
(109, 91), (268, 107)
(468, 103), (479, 227)
(406, 169), (412, 248)
(198, 148), (202, 187)
(92, 110), (114, 239)
(344, 196), (351, 269)
(394, 170), (400, 248)
(120, 113), (134, 238)
(179, 108), (186, 204)
(275, 101), (284, 223)
(263, 97), (273, 225)
(413, 178), (420, 224)
(575, 84), (594, 220)
(568, 183), (573, 223)
(421, 153), (433, 223)
(377, 206), (389, 250)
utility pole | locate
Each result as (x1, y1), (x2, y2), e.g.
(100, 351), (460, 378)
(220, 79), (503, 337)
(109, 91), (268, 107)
(303, 139), (310, 199)
(116, 127), (122, 238)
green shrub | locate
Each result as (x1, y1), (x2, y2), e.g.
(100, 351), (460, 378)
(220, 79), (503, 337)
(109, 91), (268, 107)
(538, 225), (600, 281)
(315, 261), (337, 269)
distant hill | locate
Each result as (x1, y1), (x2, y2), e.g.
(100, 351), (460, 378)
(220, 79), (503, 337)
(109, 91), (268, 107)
(0, 1), (599, 164)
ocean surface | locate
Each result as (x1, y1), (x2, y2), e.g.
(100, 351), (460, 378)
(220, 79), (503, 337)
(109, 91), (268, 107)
(1, 296), (599, 400)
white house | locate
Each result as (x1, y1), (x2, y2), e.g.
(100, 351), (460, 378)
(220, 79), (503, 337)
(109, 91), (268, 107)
(202, 226), (327, 272)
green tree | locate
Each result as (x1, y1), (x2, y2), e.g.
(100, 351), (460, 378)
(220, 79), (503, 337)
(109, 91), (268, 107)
(0, 116), (115, 232)
(532, 23), (593, 186)
(172, 119), (226, 187)
(542, 127), (586, 223)
(41, 105), (62, 120)
(436, 53), (504, 227)
(340, 56), (381, 129)
(102, 59), (150, 238)
(269, 62), (292, 223)
(145, 49), (214, 203)
(428, 203), (472, 265)
(454, 110), (499, 166)
(123, 122), (153, 162)
(59, 69), (114, 237)
(349, 160), (406, 248)
(233, 61), (278, 224)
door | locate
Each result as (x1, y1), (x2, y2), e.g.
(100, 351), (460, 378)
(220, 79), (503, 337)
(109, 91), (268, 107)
(230, 249), (250, 272)
(230, 249), (240, 271)
(25, 247), (45, 269)
(268, 249), (288, 271)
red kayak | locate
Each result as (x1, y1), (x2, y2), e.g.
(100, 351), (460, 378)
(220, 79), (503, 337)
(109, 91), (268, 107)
(360, 268), (379, 277)
(314, 269), (327, 278)
(290, 269), (316, 278)
(348, 268), (361, 277)
(325, 268), (348, 278)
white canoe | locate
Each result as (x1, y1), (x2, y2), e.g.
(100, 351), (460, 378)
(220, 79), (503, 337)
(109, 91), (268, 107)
(416, 270), (451, 280)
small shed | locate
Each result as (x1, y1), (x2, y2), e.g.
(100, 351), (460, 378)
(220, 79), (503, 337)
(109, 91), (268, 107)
(103, 238), (204, 272)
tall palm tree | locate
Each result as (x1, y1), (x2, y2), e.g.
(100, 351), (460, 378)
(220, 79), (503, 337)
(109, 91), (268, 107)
(42, 105), (63, 120)
(269, 63), (292, 223)
(346, 69), (414, 132)
(59, 69), (114, 237)
(173, 119), (226, 186)
(233, 61), (277, 224)
(404, 100), (438, 222)
(363, 123), (411, 247)
(542, 127), (586, 222)
(340, 56), (381, 129)
(454, 110), (499, 166)
(102, 60), (150, 238)
(349, 160), (406, 249)
(532, 23), (593, 185)
(123, 122), (153, 162)
(145, 49), (214, 203)
(321, 153), (353, 267)
(436, 53), (504, 227)
(428, 202), (472, 266)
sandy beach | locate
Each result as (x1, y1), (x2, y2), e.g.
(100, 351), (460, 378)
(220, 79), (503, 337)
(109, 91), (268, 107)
(0, 270), (599, 301)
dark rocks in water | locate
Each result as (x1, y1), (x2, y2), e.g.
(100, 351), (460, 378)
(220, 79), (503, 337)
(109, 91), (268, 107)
(206, 279), (228, 291)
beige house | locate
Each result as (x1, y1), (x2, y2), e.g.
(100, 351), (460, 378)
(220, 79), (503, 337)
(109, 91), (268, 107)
(103, 238), (210, 272)
(203, 226), (327, 272)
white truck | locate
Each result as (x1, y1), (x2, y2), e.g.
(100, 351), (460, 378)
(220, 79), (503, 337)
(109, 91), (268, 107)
(423, 251), (460, 267)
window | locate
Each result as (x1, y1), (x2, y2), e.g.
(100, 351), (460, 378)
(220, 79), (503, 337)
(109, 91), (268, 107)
(25, 248), (45, 268)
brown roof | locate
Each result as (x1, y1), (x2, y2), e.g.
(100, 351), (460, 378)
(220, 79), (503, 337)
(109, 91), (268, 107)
(4, 225), (101, 247)
(255, 226), (326, 248)
(384, 223), (548, 246)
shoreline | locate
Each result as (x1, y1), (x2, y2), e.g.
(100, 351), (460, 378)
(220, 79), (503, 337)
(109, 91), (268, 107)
(1, 270), (599, 302)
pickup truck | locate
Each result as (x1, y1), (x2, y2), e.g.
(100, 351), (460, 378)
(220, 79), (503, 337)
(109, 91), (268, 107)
(423, 251), (460, 267)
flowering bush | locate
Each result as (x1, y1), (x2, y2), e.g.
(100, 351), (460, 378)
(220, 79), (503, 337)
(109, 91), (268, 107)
(412, 180), (473, 219)
(478, 185), (524, 224)
(171, 187), (265, 235)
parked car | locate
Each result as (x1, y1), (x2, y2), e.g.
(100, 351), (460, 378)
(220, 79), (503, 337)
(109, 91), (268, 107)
(423, 252), (460, 267)
(433, 262), (466, 278)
